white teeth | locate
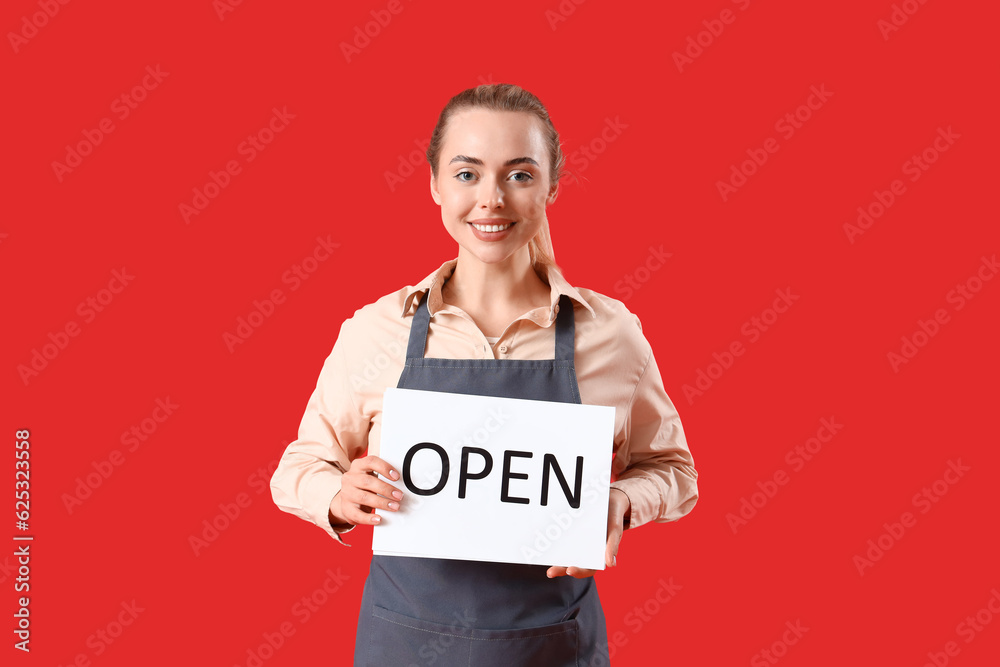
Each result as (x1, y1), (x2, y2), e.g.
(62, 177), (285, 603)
(472, 222), (512, 232)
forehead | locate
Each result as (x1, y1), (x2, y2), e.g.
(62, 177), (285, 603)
(442, 109), (547, 163)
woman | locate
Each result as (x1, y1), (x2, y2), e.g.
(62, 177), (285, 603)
(270, 83), (698, 666)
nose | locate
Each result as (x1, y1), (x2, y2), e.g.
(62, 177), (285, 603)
(479, 177), (504, 209)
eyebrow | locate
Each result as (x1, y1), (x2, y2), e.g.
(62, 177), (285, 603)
(448, 155), (540, 168)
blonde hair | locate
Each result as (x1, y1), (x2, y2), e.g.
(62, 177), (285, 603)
(426, 83), (564, 270)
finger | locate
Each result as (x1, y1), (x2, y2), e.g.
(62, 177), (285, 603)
(566, 567), (597, 579)
(352, 455), (400, 481)
(604, 502), (625, 567)
(342, 484), (401, 514)
(340, 501), (382, 526)
(605, 528), (622, 567)
(546, 565), (597, 579)
(348, 474), (404, 506)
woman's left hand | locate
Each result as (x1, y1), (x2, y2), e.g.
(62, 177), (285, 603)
(546, 488), (631, 578)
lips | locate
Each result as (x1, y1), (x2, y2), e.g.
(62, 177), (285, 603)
(469, 219), (514, 232)
(467, 219), (516, 241)
(472, 222), (512, 232)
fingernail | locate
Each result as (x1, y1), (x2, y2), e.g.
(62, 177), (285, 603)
(389, 469), (399, 480)
(392, 490), (402, 500)
(388, 502), (398, 510)
(613, 555), (617, 567)
(372, 514), (381, 523)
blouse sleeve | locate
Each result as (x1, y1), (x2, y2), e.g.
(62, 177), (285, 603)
(610, 325), (699, 529)
(269, 318), (372, 545)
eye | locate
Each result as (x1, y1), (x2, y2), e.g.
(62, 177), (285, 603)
(510, 171), (534, 182)
(455, 171), (476, 182)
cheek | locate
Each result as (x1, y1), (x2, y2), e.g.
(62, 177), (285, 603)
(520, 194), (549, 217)
(441, 186), (475, 210)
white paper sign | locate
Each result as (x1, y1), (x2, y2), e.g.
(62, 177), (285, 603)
(372, 387), (615, 570)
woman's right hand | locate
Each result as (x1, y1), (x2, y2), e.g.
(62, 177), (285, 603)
(328, 455), (403, 527)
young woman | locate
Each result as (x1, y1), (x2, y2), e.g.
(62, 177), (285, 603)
(270, 83), (698, 666)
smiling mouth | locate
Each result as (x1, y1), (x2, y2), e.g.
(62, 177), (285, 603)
(470, 221), (514, 232)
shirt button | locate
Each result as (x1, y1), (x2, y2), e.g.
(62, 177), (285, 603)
(498, 345), (508, 353)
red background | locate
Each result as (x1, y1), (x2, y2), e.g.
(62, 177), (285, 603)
(4, 0), (998, 665)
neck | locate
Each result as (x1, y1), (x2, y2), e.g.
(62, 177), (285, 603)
(445, 247), (550, 313)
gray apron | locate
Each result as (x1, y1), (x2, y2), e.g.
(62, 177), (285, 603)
(354, 292), (610, 666)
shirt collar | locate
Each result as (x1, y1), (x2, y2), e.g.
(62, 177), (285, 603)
(401, 258), (597, 321)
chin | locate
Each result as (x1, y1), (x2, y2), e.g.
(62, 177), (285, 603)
(459, 244), (525, 266)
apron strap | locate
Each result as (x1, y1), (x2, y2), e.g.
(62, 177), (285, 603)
(405, 291), (433, 360)
(554, 294), (576, 362)
(404, 291), (576, 362)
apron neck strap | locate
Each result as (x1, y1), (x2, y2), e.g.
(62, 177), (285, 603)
(405, 292), (576, 362)
(553, 294), (576, 362)
(405, 291), (433, 360)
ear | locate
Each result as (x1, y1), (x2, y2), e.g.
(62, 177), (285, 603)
(546, 180), (559, 205)
(430, 169), (442, 205)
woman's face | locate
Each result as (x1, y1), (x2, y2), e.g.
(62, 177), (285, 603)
(430, 109), (557, 267)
